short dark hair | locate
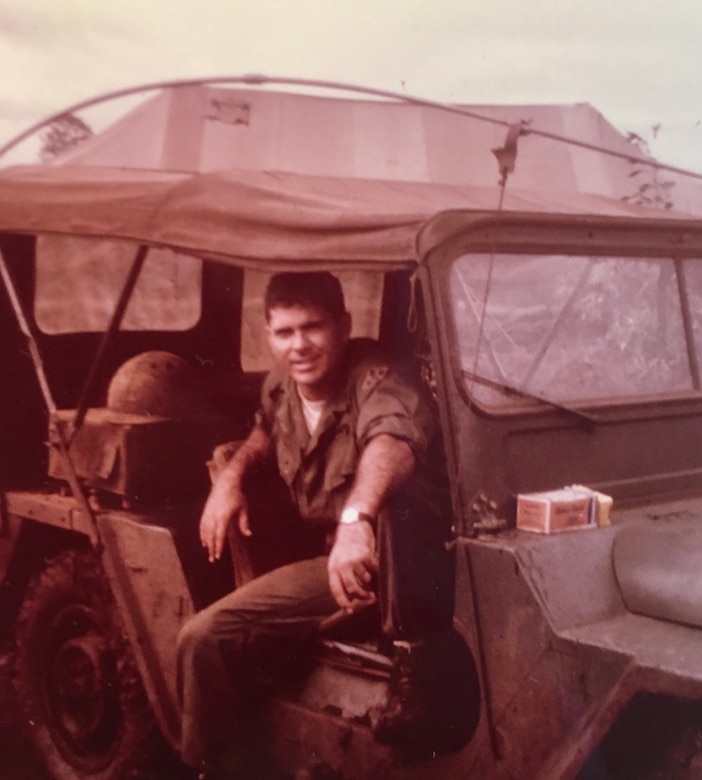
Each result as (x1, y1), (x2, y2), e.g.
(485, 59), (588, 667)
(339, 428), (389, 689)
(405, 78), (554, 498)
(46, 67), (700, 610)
(264, 272), (346, 321)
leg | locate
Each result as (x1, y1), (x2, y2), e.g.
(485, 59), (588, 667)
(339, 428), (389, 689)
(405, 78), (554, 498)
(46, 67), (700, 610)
(177, 555), (336, 768)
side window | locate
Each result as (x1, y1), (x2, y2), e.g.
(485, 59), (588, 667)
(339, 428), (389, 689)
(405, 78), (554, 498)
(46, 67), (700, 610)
(241, 270), (384, 372)
(35, 236), (202, 333)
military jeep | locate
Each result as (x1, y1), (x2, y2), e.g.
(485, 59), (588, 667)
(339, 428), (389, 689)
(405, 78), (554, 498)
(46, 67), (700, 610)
(1, 132), (702, 780)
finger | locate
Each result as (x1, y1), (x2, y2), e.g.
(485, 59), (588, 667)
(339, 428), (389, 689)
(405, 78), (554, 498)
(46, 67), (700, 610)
(206, 535), (217, 563)
(341, 570), (369, 600)
(199, 515), (209, 546)
(329, 571), (353, 612)
(355, 564), (375, 585)
(343, 591), (377, 617)
(349, 591), (377, 610)
(199, 518), (213, 553)
(213, 522), (229, 562)
(239, 507), (252, 537)
(348, 569), (373, 593)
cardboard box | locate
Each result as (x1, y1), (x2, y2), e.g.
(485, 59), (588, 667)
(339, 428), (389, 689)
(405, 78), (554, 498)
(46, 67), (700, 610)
(517, 487), (596, 533)
(571, 484), (613, 526)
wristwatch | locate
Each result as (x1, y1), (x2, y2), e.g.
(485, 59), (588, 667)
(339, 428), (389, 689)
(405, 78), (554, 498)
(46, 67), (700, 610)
(339, 507), (374, 525)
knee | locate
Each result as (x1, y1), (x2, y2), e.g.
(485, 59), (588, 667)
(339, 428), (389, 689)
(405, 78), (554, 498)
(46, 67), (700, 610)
(177, 608), (219, 665)
(177, 597), (251, 669)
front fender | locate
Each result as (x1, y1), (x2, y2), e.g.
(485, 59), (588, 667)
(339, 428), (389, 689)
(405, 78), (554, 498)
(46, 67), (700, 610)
(98, 513), (196, 752)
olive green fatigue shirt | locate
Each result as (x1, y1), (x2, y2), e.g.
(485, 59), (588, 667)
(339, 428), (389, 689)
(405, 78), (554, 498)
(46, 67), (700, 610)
(256, 339), (447, 527)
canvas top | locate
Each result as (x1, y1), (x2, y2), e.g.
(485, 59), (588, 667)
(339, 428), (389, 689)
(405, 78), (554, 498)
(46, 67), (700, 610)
(0, 163), (693, 270)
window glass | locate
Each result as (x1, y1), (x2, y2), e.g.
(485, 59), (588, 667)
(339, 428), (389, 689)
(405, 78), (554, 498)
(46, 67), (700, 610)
(35, 236), (202, 333)
(450, 253), (692, 407)
(241, 270), (384, 372)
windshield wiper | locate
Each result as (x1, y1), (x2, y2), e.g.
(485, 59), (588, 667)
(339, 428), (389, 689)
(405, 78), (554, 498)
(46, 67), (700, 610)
(461, 369), (600, 428)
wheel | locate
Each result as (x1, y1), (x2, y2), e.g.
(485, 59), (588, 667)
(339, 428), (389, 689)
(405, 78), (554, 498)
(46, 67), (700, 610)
(13, 547), (157, 779)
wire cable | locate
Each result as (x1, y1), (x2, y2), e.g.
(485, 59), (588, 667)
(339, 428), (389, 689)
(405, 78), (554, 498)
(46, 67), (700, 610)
(1, 74), (701, 183)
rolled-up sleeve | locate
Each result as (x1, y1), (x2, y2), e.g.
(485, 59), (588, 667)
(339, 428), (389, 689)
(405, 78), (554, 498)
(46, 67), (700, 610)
(254, 370), (282, 435)
(355, 366), (434, 462)
(253, 408), (270, 437)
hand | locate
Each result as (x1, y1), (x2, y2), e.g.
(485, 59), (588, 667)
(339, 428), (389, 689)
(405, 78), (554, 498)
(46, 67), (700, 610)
(199, 473), (251, 563)
(327, 520), (378, 613)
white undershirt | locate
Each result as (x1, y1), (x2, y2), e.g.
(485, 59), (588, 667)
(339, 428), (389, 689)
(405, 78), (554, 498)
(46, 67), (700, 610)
(298, 390), (326, 434)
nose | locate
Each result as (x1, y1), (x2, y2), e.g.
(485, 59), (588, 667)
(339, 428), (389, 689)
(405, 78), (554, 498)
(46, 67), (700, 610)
(290, 329), (309, 352)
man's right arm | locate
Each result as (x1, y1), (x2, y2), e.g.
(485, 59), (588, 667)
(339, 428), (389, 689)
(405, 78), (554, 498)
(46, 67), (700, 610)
(199, 426), (270, 562)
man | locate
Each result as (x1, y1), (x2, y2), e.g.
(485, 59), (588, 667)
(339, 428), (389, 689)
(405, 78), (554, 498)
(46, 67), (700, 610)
(177, 271), (453, 776)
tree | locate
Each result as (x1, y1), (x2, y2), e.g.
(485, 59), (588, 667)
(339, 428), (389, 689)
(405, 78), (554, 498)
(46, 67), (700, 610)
(622, 124), (676, 210)
(39, 113), (93, 162)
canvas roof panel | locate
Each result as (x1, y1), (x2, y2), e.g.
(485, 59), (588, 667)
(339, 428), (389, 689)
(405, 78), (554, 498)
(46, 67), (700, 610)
(0, 164), (690, 269)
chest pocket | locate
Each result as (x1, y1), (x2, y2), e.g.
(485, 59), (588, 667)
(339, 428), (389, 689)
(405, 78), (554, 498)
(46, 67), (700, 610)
(275, 429), (302, 488)
(320, 422), (358, 495)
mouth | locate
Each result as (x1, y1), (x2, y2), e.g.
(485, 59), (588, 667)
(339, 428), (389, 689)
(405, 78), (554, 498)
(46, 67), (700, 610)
(291, 358), (318, 373)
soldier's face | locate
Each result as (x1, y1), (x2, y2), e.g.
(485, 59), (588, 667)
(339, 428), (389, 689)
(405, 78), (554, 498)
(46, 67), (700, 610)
(266, 303), (351, 401)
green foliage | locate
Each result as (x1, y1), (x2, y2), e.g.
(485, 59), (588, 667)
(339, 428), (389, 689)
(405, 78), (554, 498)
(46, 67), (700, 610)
(622, 125), (676, 210)
(39, 113), (93, 162)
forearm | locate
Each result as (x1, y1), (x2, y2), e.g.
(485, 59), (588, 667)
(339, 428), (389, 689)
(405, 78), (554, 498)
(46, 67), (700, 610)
(344, 434), (416, 518)
(200, 426), (270, 560)
(328, 435), (413, 611)
(215, 425), (270, 487)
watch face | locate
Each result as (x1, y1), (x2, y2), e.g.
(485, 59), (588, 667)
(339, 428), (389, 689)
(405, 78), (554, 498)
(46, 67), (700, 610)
(340, 507), (361, 524)
(340, 508), (373, 525)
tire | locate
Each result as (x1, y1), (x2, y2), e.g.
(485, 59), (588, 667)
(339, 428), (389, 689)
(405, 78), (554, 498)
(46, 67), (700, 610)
(13, 547), (158, 780)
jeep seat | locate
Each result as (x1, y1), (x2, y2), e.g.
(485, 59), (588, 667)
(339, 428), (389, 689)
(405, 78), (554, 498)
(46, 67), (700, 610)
(613, 516), (702, 629)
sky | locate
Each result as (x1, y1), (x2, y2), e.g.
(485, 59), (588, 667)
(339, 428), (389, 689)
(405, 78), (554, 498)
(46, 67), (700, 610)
(1, 0), (701, 172)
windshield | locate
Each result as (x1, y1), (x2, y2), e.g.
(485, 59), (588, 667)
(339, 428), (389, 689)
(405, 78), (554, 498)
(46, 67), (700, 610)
(449, 253), (702, 408)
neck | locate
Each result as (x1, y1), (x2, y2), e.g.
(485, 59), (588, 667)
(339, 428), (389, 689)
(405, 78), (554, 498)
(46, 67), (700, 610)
(298, 382), (332, 402)
(297, 364), (343, 402)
